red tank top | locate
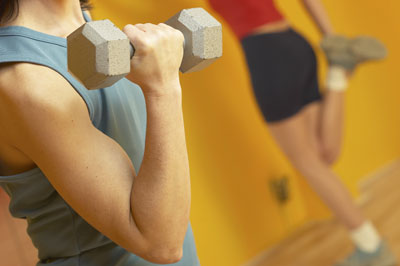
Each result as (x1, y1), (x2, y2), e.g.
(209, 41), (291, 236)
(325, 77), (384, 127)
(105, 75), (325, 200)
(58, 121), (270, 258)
(208, 0), (284, 39)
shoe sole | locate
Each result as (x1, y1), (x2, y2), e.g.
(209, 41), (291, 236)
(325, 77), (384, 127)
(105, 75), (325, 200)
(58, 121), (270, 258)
(350, 36), (387, 61)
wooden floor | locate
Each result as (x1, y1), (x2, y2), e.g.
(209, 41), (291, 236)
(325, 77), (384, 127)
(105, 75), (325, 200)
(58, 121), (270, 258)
(1, 161), (400, 266)
(244, 160), (400, 266)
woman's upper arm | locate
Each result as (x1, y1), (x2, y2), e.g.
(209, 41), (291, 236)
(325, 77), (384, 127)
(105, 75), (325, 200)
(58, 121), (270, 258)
(0, 63), (148, 255)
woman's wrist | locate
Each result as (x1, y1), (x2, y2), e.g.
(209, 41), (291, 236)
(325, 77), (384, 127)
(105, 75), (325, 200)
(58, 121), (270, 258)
(141, 78), (182, 99)
(142, 82), (182, 103)
(322, 26), (335, 37)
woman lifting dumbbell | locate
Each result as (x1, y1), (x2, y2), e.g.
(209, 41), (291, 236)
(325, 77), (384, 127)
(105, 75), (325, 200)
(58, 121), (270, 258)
(208, 0), (394, 265)
(0, 0), (213, 265)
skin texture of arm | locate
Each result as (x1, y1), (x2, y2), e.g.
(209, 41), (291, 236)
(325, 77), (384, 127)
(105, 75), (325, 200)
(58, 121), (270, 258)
(300, 0), (335, 35)
(0, 23), (190, 264)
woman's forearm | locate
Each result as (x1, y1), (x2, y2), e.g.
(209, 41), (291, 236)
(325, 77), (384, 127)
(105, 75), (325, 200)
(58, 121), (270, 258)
(130, 83), (190, 261)
(301, 0), (335, 35)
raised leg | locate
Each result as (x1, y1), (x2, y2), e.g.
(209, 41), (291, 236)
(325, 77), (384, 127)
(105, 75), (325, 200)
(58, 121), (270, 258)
(302, 90), (346, 166)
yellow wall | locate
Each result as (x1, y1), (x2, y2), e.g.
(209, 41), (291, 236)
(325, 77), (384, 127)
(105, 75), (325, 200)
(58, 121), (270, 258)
(92, 0), (400, 265)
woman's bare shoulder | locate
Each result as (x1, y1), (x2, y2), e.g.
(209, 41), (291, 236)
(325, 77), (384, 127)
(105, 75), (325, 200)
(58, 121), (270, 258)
(0, 62), (89, 145)
(0, 63), (84, 108)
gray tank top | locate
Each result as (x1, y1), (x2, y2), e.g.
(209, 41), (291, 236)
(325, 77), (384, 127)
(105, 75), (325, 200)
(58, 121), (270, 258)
(0, 14), (199, 266)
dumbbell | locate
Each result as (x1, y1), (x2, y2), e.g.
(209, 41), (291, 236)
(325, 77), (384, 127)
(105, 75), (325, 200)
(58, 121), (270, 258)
(67, 8), (223, 90)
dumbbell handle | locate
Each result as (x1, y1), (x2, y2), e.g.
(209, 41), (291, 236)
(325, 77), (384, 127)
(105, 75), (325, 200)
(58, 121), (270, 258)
(129, 43), (135, 58)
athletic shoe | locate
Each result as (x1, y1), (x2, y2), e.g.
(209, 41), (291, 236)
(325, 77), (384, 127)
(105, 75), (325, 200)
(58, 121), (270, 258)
(335, 241), (397, 266)
(351, 36), (388, 65)
(321, 35), (387, 70)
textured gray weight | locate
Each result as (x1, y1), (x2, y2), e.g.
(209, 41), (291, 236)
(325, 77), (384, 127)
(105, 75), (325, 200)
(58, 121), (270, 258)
(68, 8), (222, 90)
(165, 8), (222, 73)
(67, 19), (131, 90)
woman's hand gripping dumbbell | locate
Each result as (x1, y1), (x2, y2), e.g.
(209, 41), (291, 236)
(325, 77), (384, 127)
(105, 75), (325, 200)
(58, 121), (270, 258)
(67, 8), (223, 90)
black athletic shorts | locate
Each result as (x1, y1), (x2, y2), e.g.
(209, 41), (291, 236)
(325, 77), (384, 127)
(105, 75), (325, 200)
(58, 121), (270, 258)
(241, 28), (322, 122)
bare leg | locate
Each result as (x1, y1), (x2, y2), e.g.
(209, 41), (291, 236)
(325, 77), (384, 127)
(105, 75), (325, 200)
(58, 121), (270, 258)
(304, 90), (346, 165)
(268, 110), (364, 229)
(319, 90), (345, 162)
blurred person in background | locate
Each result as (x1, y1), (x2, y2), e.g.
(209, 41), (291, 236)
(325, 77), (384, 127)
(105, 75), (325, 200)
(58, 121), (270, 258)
(208, 0), (394, 265)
